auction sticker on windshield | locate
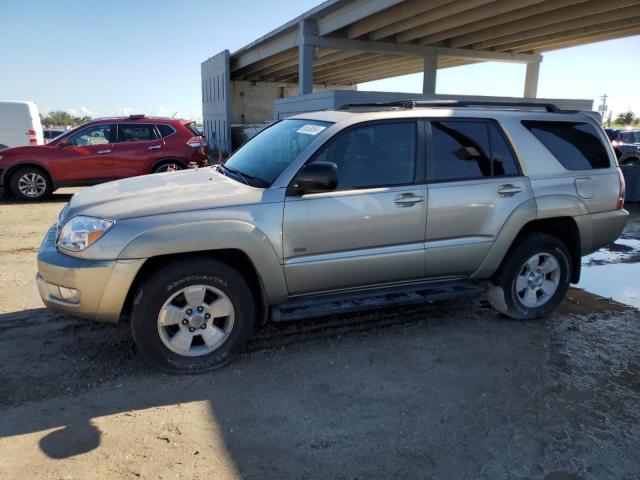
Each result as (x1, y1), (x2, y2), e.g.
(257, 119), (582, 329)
(297, 124), (326, 135)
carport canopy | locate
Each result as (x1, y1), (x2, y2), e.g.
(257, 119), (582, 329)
(228, 0), (640, 97)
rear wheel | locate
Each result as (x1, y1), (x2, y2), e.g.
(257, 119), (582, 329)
(131, 258), (255, 373)
(487, 233), (571, 320)
(9, 167), (52, 201)
(152, 160), (184, 173)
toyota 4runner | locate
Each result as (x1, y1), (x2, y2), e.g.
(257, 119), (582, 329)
(36, 101), (629, 373)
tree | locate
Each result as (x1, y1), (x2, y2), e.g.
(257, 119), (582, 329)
(41, 110), (92, 127)
(613, 110), (636, 126)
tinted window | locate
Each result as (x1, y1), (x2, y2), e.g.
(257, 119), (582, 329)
(522, 121), (610, 170)
(68, 124), (114, 146)
(117, 124), (158, 142)
(185, 122), (203, 136)
(156, 124), (175, 137)
(431, 121), (491, 181)
(224, 119), (331, 186)
(620, 131), (640, 143)
(489, 124), (520, 176)
(312, 122), (416, 189)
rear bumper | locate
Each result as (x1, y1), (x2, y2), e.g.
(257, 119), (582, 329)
(36, 225), (145, 322)
(576, 209), (630, 255)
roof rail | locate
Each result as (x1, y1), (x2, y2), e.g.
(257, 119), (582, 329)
(338, 100), (574, 113)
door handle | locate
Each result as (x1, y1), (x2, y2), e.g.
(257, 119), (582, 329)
(97, 149), (111, 154)
(394, 193), (424, 207)
(148, 145), (162, 150)
(497, 184), (522, 196)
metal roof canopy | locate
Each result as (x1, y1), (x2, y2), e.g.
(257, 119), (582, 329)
(228, 0), (640, 96)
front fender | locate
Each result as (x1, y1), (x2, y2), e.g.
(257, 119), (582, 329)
(119, 219), (288, 304)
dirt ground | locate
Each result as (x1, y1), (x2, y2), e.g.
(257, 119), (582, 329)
(1, 190), (639, 480)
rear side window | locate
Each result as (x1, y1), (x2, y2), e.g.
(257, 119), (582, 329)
(522, 121), (610, 170)
(117, 124), (158, 142)
(156, 124), (176, 138)
(185, 122), (203, 136)
(430, 121), (520, 182)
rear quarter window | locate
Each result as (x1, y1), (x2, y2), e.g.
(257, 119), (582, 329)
(521, 120), (610, 170)
(156, 124), (176, 138)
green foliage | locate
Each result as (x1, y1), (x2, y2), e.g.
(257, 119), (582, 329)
(40, 110), (92, 127)
(613, 110), (637, 127)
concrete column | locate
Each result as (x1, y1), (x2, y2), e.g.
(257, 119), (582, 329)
(524, 61), (541, 98)
(422, 54), (438, 95)
(298, 20), (316, 96)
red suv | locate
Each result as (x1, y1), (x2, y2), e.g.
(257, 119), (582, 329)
(0, 115), (209, 201)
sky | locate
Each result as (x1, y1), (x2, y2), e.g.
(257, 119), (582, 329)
(1, 0), (639, 122)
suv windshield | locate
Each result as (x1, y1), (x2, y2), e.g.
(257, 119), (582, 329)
(223, 119), (331, 187)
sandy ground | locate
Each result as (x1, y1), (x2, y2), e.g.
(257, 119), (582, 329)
(0, 190), (639, 480)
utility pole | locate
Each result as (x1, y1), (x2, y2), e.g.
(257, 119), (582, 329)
(598, 94), (608, 124)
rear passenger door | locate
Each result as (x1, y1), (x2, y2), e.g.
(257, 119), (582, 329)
(111, 123), (165, 178)
(425, 119), (533, 277)
(282, 120), (427, 295)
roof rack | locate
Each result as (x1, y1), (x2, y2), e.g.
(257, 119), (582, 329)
(338, 100), (574, 113)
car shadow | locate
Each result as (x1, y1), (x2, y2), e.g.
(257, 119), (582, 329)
(0, 192), (74, 205)
(0, 295), (638, 477)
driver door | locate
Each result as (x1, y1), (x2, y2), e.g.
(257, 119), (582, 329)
(282, 120), (427, 295)
(54, 124), (116, 183)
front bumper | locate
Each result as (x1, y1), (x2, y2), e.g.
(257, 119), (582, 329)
(36, 225), (145, 322)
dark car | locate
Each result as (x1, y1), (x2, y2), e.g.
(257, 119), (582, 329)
(0, 115), (209, 201)
(605, 128), (640, 165)
(43, 129), (67, 143)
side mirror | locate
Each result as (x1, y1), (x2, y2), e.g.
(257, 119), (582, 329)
(57, 138), (69, 147)
(289, 161), (338, 195)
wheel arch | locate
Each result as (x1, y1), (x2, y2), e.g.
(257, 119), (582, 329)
(4, 161), (56, 190)
(150, 157), (188, 173)
(120, 249), (269, 326)
(472, 197), (583, 284)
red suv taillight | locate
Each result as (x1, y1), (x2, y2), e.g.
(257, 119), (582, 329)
(27, 129), (38, 145)
(186, 136), (207, 148)
(616, 167), (626, 210)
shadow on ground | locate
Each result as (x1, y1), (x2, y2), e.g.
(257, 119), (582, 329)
(1, 293), (638, 479)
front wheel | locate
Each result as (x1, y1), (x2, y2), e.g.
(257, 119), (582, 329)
(131, 257), (255, 373)
(9, 167), (52, 201)
(487, 233), (571, 320)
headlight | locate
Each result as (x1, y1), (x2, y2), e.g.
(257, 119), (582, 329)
(57, 216), (114, 252)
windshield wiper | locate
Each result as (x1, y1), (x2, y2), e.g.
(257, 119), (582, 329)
(217, 164), (255, 185)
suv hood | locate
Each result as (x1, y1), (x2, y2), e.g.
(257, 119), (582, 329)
(65, 167), (265, 220)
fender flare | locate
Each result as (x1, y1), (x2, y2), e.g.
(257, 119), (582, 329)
(118, 219), (289, 304)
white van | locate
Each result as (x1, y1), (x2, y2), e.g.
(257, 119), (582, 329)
(0, 101), (44, 149)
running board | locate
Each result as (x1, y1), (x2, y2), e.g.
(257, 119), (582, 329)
(270, 280), (489, 322)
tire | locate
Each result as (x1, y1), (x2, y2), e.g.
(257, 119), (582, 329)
(152, 160), (185, 174)
(9, 167), (52, 201)
(487, 233), (571, 320)
(131, 257), (255, 374)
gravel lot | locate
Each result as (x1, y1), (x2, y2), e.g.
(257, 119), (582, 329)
(0, 190), (639, 480)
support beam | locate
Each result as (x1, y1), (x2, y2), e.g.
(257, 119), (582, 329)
(373, 0), (494, 41)
(524, 61), (540, 98)
(418, 0), (585, 46)
(347, 0), (452, 39)
(316, 36), (541, 64)
(423, 55), (438, 94)
(298, 20), (316, 95)
(472, 6), (640, 51)
(449, 0), (636, 48)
